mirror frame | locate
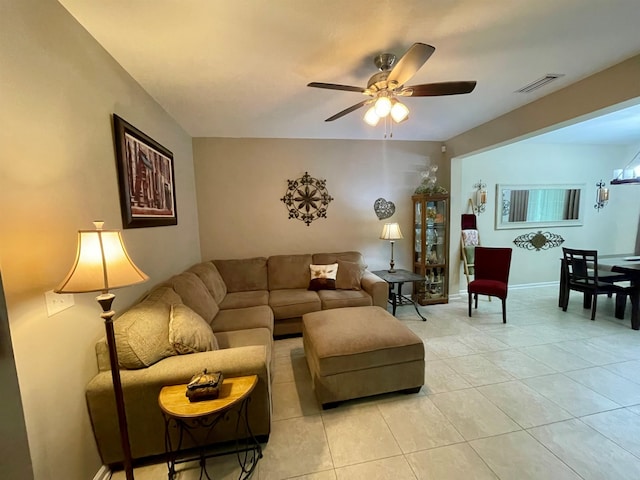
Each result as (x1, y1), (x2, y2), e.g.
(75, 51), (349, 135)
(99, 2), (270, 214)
(495, 183), (586, 230)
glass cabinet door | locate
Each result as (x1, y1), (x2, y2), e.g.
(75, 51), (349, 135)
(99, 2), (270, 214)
(412, 194), (449, 305)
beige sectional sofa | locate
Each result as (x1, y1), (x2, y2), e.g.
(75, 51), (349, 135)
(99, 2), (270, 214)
(86, 251), (387, 466)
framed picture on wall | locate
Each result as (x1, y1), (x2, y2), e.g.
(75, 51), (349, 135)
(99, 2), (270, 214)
(112, 114), (178, 228)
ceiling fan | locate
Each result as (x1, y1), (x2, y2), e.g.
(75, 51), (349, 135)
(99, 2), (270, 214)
(308, 43), (476, 126)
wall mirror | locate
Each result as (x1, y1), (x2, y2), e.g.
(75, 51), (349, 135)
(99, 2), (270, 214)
(496, 183), (585, 229)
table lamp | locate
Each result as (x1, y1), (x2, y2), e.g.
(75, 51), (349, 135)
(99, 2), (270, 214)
(55, 221), (148, 480)
(380, 222), (404, 273)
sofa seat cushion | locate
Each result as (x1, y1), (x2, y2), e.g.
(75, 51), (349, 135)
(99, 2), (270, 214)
(317, 289), (373, 310)
(302, 306), (424, 377)
(214, 327), (273, 376)
(211, 305), (274, 334)
(214, 257), (268, 292)
(113, 287), (181, 369)
(215, 327), (272, 356)
(269, 288), (321, 320)
(219, 290), (269, 310)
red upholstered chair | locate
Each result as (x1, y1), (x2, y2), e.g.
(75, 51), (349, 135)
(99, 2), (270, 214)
(468, 247), (513, 323)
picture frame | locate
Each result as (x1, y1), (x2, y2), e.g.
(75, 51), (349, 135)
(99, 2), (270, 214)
(112, 114), (177, 228)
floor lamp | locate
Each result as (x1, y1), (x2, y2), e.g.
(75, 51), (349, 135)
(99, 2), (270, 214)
(380, 222), (404, 273)
(55, 221), (148, 480)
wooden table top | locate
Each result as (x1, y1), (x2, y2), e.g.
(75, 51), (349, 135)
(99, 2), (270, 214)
(158, 374), (258, 419)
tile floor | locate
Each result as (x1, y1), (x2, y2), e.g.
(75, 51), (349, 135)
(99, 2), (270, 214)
(113, 286), (640, 479)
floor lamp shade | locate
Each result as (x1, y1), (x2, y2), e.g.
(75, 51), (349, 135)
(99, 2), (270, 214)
(55, 221), (148, 294)
(54, 221), (147, 480)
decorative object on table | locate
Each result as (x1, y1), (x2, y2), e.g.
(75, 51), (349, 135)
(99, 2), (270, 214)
(373, 197), (396, 220)
(113, 115), (177, 229)
(380, 223), (404, 273)
(472, 180), (487, 214)
(412, 192), (449, 305)
(415, 165), (448, 195)
(513, 230), (565, 251)
(594, 180), (609, 211)
(55, 221), (149, 480)
(611, 147), (640, 184)
(186, 369), (224, 402)
(280, 171), (333, 226)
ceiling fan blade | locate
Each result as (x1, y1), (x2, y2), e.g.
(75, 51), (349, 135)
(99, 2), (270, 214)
(308, 82), (365, 93)
(325, 100), (369, 122)
(406, 81), (477, 96)
(386, 43), (435, 87)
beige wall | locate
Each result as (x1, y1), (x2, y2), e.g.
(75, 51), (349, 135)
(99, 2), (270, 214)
(193, 138), (444, 271)
(454, 143), (639, 290)
(446, 54), (640, 294)
(446, 54), (640, 159)
(0, 2), (201, 479)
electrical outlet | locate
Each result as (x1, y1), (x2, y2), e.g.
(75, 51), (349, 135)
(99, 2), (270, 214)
(45, 290), (74, 317)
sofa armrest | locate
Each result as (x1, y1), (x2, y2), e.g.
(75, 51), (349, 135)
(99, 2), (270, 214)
(361, 270), (388, 309)
(86, 345), (270, 465)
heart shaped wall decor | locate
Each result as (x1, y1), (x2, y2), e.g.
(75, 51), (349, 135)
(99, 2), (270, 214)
(374, 198), (395, 220)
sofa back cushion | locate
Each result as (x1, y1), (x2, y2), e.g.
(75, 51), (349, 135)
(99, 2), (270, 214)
(268, 254), (313, 290)
(188, 261), (227, 304)
(169, 272), (219, 324)
(312, 252), (367, 290)
(312, 251), (365, 266)
(113, 286), (180, 369)
(214, 257), (268, 292)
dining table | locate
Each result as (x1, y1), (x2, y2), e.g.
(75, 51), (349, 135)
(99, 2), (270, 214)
(598, 254), (640, 330)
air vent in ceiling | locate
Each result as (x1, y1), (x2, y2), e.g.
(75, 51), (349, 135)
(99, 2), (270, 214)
(515, 74), (565, 93)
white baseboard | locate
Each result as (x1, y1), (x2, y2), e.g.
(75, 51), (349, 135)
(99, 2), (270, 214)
(459, 281), (558, 295)
(92, 465), (110, 480)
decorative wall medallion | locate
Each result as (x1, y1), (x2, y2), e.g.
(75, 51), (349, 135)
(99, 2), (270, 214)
(374, 198), (395, 220)
(280, 172), (334, 226)
(513, 231), (565, 251)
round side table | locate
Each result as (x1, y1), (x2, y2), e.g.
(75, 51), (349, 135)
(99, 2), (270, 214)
(158, 374), (262, 480)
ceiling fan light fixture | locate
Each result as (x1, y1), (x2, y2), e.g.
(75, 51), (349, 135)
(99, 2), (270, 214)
(364, 106), (380, 126)
(390, 100), (409, 123)
(374, 95), (392, 117)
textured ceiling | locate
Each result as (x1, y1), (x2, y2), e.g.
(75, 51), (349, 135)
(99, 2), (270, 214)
(58, 0), (640, 143)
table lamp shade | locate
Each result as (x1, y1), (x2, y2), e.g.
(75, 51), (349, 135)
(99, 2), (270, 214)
(380, 223), (404, 240)
(55, 222), (148, 294)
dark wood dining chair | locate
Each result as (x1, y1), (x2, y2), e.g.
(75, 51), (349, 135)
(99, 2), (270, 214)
(561, 247), (631, 320)
(468, 247), (513, 323)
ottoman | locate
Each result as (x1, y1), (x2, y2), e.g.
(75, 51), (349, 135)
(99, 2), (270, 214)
(302, 306), (425, 408)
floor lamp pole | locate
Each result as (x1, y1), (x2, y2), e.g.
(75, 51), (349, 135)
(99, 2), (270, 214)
(98, 293), (134, 480)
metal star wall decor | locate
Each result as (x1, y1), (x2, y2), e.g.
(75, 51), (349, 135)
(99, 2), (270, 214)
(280, 172), (334, 226)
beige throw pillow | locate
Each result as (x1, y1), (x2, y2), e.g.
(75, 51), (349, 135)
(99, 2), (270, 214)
(335, 260), (366, 290)
(169, 304), (219, 355)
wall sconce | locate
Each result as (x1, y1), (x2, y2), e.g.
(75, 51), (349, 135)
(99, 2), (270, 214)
(473, 180), (487, 214)
(594, 180), (609, 211)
